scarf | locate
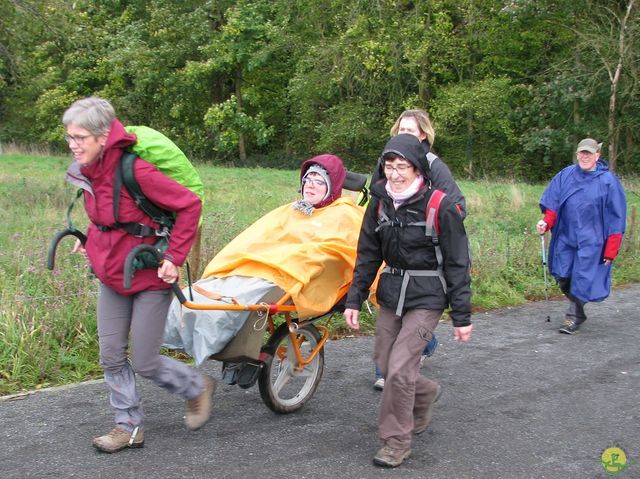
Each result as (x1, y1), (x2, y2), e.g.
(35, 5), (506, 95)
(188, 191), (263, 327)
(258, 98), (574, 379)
(385, 175), (424, 209)
(292, 199), (316, 216)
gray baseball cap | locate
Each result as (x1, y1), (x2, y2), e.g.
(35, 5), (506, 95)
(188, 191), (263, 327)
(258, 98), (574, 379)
(576, 138), (602, 153)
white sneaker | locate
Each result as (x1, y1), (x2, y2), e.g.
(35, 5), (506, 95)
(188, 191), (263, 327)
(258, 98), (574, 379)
(373, 377), (385, 391)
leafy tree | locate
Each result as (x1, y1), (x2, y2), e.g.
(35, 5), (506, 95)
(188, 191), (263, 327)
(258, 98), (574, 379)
(570, 0), (638, 171)
(512, 0), (640, 176)
(196, 0), (282, 162)
(432, 77), (520, 177)
(1, 0), (638, 179)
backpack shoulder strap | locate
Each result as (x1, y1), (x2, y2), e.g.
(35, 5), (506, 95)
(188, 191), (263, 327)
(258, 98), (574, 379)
(425, 189), (446, 237)
(115, 151), (174, 230)
(374, 197), (392, 232)
(112, 152), (127, 224)
(425, 189), (446, 279)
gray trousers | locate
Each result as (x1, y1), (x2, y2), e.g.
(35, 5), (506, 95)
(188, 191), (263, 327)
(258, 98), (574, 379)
(97, 283), (204, 432)
(374, 306), (442, 450)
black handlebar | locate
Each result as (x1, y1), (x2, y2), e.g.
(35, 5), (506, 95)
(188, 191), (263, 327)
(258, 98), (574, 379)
(122, 244), (186, 303)
(47, 228), (88, 270)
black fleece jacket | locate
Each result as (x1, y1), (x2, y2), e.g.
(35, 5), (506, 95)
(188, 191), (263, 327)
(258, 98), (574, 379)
(346, 134), (472, 326)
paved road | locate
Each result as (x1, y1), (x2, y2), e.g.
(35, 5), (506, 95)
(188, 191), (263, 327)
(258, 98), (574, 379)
(2, 286), (639, 479)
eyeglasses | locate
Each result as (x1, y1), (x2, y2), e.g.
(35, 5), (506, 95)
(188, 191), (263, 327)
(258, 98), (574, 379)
(384, 164), (413, 174)
(303, 177), (327, 187)
(64, 134), (92, 145)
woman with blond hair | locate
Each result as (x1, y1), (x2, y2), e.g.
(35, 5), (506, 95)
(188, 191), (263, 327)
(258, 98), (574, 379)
(387, 109), (466, 217)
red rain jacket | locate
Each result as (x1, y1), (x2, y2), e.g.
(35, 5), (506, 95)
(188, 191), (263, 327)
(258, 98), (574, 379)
(79, 119), (201, 294)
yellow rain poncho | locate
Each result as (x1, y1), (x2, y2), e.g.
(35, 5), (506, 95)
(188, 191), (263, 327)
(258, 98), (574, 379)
(202, 197), (364, 318)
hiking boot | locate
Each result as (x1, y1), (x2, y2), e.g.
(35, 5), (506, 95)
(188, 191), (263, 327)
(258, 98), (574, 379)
(92, 426), (144, 453)
(373, 377), (385, 391)
(559, 319), (580, 335)
(413, 384), (442, 435)
(185, 375), (215, 430)
(373, 445), (411, 467)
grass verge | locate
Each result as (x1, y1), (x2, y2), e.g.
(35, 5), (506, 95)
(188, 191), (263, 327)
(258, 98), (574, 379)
(1, 154), (639, 394)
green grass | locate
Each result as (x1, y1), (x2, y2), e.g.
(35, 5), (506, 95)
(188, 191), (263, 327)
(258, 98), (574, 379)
(2, 154), (640, 395)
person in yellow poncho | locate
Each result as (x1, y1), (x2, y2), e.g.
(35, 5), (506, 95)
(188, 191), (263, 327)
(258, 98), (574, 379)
(164, 154), (364, 366)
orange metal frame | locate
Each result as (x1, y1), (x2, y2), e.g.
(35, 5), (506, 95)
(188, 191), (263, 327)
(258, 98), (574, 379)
(179, 291), (331, 370)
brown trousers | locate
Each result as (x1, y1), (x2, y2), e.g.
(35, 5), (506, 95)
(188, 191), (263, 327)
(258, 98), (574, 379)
(374, 306), (442, 449)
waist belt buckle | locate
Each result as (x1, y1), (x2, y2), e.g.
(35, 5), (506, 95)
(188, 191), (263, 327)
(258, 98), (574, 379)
(133, 224), (145, 238)
(132, 223), (153, 238)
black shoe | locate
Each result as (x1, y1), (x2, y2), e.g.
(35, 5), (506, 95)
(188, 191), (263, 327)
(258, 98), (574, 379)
(559, 320), (580, 334)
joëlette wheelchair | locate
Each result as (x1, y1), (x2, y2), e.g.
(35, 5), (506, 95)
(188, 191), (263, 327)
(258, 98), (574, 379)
(48, 171), (368, 414)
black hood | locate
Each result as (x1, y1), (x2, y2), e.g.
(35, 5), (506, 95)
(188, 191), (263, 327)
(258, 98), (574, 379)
(375, 134), (431, 182)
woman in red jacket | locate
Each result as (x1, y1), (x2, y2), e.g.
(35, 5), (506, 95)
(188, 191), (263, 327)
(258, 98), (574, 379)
(62, 97), (213, 453)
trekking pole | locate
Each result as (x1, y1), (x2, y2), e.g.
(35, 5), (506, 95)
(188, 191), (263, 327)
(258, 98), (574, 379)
(540, 234), (551, 322)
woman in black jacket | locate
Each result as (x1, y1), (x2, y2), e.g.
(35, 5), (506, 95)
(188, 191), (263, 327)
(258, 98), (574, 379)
(372, 108), (466, 390)
(344, 134), (472, 468)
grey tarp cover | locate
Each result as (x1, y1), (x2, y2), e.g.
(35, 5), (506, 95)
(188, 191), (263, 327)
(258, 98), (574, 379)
(163, 276), (277, 366)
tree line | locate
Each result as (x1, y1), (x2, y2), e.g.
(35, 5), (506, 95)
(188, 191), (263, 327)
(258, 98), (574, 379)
(1, 0), (638, 180)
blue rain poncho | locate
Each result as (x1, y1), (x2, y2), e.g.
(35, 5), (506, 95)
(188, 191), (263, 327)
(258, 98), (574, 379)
(540, 161), (626, 303)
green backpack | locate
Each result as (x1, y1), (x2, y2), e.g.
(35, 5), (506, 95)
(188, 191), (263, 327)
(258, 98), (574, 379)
(122, 125), (204, 227)
(108, 126), (204, 270)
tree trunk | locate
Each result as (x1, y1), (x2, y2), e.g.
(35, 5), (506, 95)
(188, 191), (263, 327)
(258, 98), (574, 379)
(608, 88), (618, 171)
(235, 67), (247, 162)
(465, 110), (474, 177)
(625, 126), (633, 169)
(607, 0), (636, 171)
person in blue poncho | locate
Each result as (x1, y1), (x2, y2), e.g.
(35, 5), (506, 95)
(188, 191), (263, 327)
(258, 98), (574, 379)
(536, 138), (627, 334)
